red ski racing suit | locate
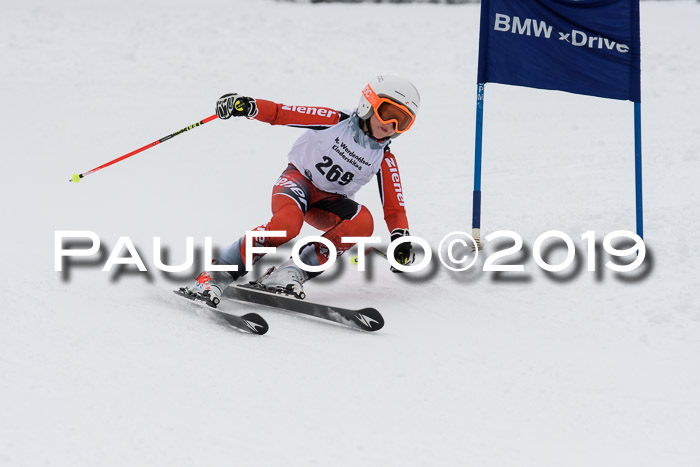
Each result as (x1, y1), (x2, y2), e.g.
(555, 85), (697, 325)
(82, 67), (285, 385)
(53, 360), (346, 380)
(217, 99), (410, 277)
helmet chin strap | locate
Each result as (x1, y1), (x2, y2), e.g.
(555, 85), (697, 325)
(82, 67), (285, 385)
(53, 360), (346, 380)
(360, 117), (389, 143)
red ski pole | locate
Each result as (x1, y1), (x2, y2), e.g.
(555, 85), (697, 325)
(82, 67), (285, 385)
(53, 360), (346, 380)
(350, 246), (388, 265)
(69, 114), (218, 183)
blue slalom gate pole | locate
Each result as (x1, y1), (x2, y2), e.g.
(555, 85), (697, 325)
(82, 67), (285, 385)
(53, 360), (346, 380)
(472, 83), (485, 248)
(634, 102), (644, 239)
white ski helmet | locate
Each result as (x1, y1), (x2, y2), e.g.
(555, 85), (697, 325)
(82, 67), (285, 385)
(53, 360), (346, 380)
(358, 74), (420, 134)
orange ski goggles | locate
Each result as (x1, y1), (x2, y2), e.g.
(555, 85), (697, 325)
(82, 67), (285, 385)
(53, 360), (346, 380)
(362, 84), (416, 133)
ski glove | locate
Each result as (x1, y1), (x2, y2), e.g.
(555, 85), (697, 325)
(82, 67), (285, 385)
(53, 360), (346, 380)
(390, 228), (415, 273)
(216, 93), (259, 119)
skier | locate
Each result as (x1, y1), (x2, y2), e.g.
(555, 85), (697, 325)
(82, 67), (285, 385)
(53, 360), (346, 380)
(181, 74), (419, 305)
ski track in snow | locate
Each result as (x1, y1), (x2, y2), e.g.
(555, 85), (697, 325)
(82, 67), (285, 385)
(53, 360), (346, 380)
(1, 1), (699, 466)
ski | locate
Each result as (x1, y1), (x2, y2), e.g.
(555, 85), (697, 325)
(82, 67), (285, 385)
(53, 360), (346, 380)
(223, 284), (384, 332)
(173, 289), (269, 335)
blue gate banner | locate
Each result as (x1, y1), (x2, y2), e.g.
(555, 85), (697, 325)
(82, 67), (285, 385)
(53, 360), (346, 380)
(477, 0), (641, 102)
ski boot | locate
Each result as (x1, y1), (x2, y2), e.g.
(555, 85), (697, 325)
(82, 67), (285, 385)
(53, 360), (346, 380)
(180, 269), (234, 307)
(253, 258), (309, 300)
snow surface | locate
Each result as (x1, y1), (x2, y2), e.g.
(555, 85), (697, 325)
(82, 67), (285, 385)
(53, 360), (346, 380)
(2, 1), (700, 466)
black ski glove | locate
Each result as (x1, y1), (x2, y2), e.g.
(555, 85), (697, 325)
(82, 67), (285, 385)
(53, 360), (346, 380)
(216, 93), (259, 119)
(390, 228), (415, 273)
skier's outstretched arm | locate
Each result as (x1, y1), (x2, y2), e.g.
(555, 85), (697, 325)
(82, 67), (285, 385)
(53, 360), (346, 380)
(216, 93), (345, 129)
